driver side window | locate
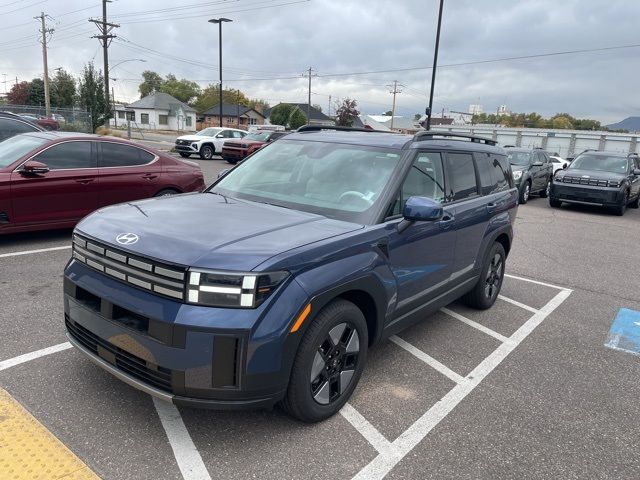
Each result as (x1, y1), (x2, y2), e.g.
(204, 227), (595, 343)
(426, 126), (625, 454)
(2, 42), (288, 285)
(387, 152), (445, 217)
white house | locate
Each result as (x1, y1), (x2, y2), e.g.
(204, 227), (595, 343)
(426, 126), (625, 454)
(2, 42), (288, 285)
(111, 92), (197, 132)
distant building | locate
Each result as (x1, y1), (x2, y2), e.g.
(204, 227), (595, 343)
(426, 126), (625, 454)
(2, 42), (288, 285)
(469, 104), (483, 115)
(264, 103), (334, 126)
(498, 105), (509, 115)
(113, 92), (197, 131)
(200, 103), (265, 130)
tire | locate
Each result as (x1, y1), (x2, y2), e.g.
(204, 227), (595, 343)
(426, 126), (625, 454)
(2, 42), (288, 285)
(540, 178), (550, 198)
(154, 188), (179, 197)
(281, 299), (368, 423)
(179, 152), (191, 158)
(612, 191), (629, 216)
(199, 144), (214, 160)
(462, 242), (506, 310)
(549, 198), (562, 208)
(629, 192), (640, 209)
(518, 182), (531, 204)
(225, 158), (238, 165)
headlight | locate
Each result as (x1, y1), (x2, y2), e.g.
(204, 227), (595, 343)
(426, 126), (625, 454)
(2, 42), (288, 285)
(512, 170), (523, 180)
(609, 179), (622, 187)
(187, 270), (289, 308)
(554, 175), (563, 183)
(191, 143), (198, 148)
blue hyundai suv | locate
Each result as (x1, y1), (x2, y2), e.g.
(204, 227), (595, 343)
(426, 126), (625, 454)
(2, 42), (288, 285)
(64, 128), (517, 422)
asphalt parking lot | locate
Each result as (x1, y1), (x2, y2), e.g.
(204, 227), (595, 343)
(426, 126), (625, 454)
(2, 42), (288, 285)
(2, 157), (640, 479)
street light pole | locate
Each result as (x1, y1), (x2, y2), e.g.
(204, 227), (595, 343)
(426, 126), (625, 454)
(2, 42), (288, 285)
(426, 0), (444, 131)
(209, 18), (232, 127)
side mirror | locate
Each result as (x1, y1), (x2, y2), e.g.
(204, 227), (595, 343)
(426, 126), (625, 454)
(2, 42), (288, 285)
(403, 196), (443, 222)
(217, 169), (230, 179)
(532, 161), (544, 167)
(216, 134), (224, 138)
(563, 164), (568, 169)
(21, 160), (50, 175)
(633, 168), (640, 176)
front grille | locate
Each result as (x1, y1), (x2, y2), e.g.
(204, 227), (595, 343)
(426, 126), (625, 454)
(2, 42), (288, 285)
(0, 212), (8, 223)
(66, 317), (173, 392)
(559, 176), (608, 186)
(72, 234), (186, 300)
(176, 139), (190, 145)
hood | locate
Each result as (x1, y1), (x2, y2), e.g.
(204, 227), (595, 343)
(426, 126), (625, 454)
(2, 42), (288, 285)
(176, 135), (205, 142)
(76, 193), (362, 271)
(557, 168), (627, 181)
(225, 139), (265, 147)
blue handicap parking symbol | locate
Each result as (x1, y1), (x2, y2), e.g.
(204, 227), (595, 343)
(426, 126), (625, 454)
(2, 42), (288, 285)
(605, 308), (640, 357)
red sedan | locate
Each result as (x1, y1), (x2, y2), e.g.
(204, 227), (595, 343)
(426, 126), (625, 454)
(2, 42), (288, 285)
(0, 132), (206, 234)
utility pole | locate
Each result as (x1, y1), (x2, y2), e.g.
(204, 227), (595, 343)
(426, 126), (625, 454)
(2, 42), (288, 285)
(112, 86), (116, 127)
(426, 0), (445, 130)
(236, 89), (240, 127)
(387, 80), (402, 130)
(35, 12), (53, 116)
(328, 95), (331, 117)
(303, 67), (315, 125)
(90, 0), (119, 126)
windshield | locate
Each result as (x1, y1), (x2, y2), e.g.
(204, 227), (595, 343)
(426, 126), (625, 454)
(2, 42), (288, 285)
(244, 132), (271, 141)
(506, 151), (531, 166)
(569, 154), (629, 174)
(0, 135), (48, 168)
(196, 128), (222, 137)
(211, 139), (403, 223)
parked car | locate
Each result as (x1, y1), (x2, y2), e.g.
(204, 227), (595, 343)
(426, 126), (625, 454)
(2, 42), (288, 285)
(550, 151), (640, 215)
(64, 128), (517, 422)
(550, 155), (569, 175)
(506, 147), (554, 203)
(174, 127), (247, 160)
(0, 132), (205, 234)
(221, 131), (288, 164)
(17, 113), (60, 131)
(0, 111), (44, 141)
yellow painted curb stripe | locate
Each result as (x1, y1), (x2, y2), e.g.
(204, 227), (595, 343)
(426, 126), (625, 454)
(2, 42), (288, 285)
(0, 388), (100, 480)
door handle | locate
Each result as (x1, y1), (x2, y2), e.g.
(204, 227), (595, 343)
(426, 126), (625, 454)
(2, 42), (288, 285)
(487, 202), (497, 213)
(142, 174), (158, 180)
(75, 178), (94, 184)
(438, 213), (455, 230)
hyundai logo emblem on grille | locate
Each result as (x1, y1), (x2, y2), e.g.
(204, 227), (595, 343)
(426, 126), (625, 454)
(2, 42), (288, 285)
(116, 233), (139, 245)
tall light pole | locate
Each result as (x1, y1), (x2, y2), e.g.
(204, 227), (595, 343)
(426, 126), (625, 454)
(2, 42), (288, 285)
(426, 0), (444, 131)
(208, 17), (232, 127)
(111, 58), (146, 71)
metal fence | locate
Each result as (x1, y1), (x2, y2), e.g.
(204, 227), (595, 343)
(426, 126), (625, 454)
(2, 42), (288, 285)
(0, 104), (92, 133)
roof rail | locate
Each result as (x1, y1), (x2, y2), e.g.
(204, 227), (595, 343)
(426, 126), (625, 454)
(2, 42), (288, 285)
(412, 131), (497, 146)
(296, 125), (384, 133)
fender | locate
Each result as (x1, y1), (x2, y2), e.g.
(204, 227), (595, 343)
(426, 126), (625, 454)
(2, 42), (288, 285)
(293, 251), (396, 345)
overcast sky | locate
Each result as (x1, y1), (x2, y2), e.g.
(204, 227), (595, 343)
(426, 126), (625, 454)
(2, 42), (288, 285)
(1, 0), (638, 123)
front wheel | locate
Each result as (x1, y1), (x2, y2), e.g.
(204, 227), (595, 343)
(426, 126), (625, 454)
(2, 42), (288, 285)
(199, 144), (214, 160)
(462, 242), (506, 310)
(629, 192), (640, 209)
(612, 192), (629, 216)
(281, 299), (368, 422)
(225, 158), (238, 165)
(519, 182), (531, 204)
(179, 152), (191, 158)
(549, 198), (562, 208)
(154, 188), (179, 197)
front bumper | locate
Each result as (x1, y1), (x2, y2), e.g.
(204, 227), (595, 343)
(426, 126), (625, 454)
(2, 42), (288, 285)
(64, 259), (310, 408)
(550, 183), (625, 207)
(175, 142), (199, 153)
(221, 147), (247, 161)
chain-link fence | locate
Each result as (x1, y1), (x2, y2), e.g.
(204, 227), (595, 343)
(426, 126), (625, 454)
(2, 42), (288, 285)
(0, 105), (92, 133)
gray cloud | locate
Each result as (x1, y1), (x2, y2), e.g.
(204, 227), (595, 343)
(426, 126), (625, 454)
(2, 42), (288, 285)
(1, 0), (639, 123)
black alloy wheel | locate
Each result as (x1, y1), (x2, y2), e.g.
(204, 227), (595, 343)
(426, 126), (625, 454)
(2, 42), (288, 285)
(282, 299), (368, 422)
(519, 182), (531, 204)
(540, 179), (550, 198)
(613, 192), (629, 216)
(310, 323), (360, 405)
(462, 242), (506, 310)
(484, 252), (504, 301)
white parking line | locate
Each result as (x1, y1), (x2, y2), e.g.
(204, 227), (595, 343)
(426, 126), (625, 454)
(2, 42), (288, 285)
(0, 245), (71, 258)
(153, 398), (212, 480)
(440, 307), (510, 343)
(504, 273), (568, 291)
(353, 287), (572, 479)
(497, 295), (539, 314)
(389, 335), (465, 384)
(0, 342), (72, 371)
(340, 403), (394, 455)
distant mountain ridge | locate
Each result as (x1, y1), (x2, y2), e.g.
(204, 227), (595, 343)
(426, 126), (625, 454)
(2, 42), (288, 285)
(607, 116), (640, 131)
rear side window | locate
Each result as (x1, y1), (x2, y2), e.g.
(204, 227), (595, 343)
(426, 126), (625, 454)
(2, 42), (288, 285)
(443, 152), (478, 201)
(34, 141), (94, 170)
(493, 155), (513, 189)
(100, 142), (155, 167)
(476, 153), (512, 195)
(0, 117), (40, 141)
